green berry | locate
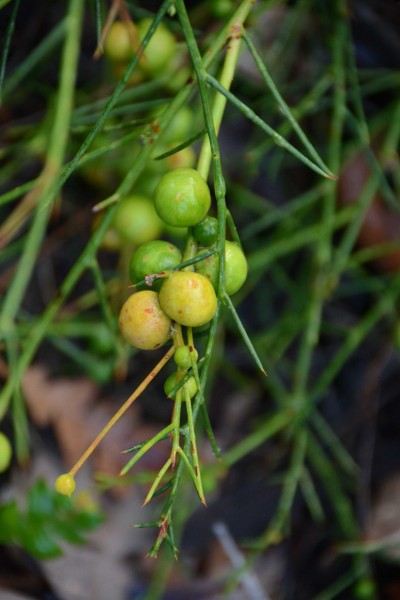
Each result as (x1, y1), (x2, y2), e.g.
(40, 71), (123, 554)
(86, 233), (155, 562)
(0, 433), (12, 473)
(112, 195), (164, 247)
(153, 168), (211, 227)
(225, 241), (248, 295)
(129, 240), (182, 291)
(164, 372), (197, 399)
(193, 216), (218, 246)
(137, 19), (176, 75)
(104, 20), (137, 63)
(195, 249), (218, 287)
(55, 473), (76, 497)
(159, 271), (217, 327)
(162, 106), (193, 145)
(119, 291), (172, 350)
(195, 241), (248, 295)
(353, 578), (377, 599)
(174, 345), (198, 369)
(211, 0), (234, 18)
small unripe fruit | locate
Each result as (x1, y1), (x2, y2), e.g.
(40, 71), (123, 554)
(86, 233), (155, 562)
(119, 291), (172, 350)
(0, 433), (12, 473)
(55, 473), (76, 497)
(193, 216), (218, 246)
(162, 106), (193, 145)
(129, 240), (182, 291)
(153, 168), (211, 227)
(159, 271), (217, 327)
(165, 146), (196, 170)
(174, 345), (198, 369)
(104, 21), (137, 63)
(164, 372), (197, 399)
(137, 19), (176, 75)
(195, 241), (248, 295)
(224, 241), (248, 295)
(112, 195), (164, 247)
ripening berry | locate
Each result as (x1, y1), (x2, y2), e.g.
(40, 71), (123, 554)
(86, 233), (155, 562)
(119, 291), (172, 350)
(136, 19), (177, 76)
(0, 433), (12, 473)
(112, 195), (164, 247)
(104, 21), (137, 63)
(159, 271), (217, 327)
(174, 345), (198, 369)
(55, 473), (76, 497)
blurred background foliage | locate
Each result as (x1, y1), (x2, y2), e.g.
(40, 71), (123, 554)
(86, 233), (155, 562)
(1, 0), (400, 598)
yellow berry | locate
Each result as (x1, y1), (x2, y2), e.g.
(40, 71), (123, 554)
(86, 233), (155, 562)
(159, 271), (217, 327)
(55, 473), (76, 497)
(119, 291), (172, 350)
(0, 432), (12, 473)
(104, 21), (137, 63)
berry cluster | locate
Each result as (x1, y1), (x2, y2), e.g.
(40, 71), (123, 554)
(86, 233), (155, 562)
(119, 166), (248, 352)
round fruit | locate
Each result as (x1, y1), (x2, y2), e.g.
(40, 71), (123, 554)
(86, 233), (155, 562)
(164, 372), (197, 399)
(174, 345), (198, 369)
(153, 168), (211, 227)
(55, 473), (76, 497)
(112, 195), (164, 247)
(212, 0), (234, 18)
(193, 216), (218, 246)
(159, 271), (217, 327)
(162, 106), (193, 145)
(224, 241), (248, 295)
(137, 19), (176, 75)
(195, 241), (248, 295)
(195, 249), (218, 287)
(0, 433), (12, 473)
(104, 21), (137, 63)
(129, 240), (182, 291)
(165, 146), (196, 170)
(119, 291), (172, 350)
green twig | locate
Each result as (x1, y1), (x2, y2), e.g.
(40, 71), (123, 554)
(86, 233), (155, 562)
(2, 18), (65, 100)
(242, 28), (334, 178)
(205, 74), (336, 180)
(223, 292), (266, 374)
(0, 0), (21, 103)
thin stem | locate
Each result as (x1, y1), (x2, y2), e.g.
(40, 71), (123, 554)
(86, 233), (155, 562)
(307, 431), (358, 538)
(261, 428), (308, 547)
(69, 346), (175, 477)
(223, 292), (266, 374)
(187, 327), (222, 461)
(242, 28), (334, 178)
(223, 409), (294, 467)
(205, 74), (336, 181)
(120, 424), (174, 476)
(0, 0), (21, 103)
(197, 16), (243, 179)
(143, 458), (173, 506)
(175, 445), (204, 504)
(2, 18), (65, 100)
(171, 388), (183, 467)
(184, 384), (206, 505)
(89, 259), (117, 334)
